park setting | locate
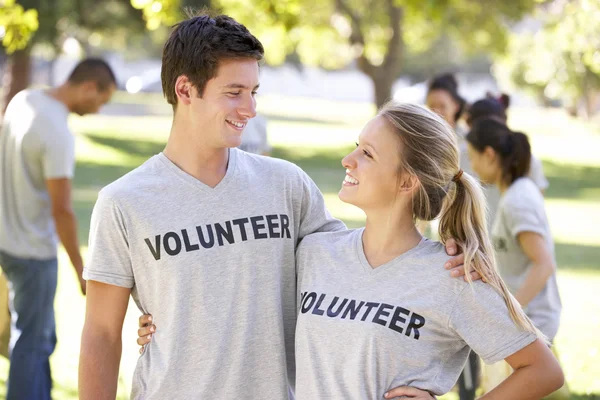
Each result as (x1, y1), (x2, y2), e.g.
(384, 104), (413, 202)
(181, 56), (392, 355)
(1, 0), (600, 399)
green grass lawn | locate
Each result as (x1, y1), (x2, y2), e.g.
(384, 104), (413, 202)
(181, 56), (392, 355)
(0, 94), (599, 399)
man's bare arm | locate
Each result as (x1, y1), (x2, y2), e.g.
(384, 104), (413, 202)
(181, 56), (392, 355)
(79, 280), (131, 399)
(46, 178), (86, 294)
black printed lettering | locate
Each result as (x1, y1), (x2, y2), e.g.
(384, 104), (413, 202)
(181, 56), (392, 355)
(144, 235), (161, 261)
(311, 294), (327, 316)
(360, 302), (380, 321)
(326, 297), (348, 317)
(341, 300), (365, 320)
(301, 292), (317, 313)
(389, 306), (410, 334)
(232, 218), (250, 241)
(163, 232), (182, 256)
(266, 214), (280, 238)
(299, 292), (427, 341)
(280, 214), (291, 238)
(196, 225), (215, 248)
(215, 221), (235, 246)
(372, 303), (394, 327)
(181, 229), (199, 252)
(406, 312), (426, 340)
(250, 216), (268, 239)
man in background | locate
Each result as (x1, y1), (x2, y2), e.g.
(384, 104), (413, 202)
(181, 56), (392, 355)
(0, 58), (116, 400)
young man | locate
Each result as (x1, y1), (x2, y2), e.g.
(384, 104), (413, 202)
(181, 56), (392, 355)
(0, 58), (116, 400)
(79, 13), (468, 399)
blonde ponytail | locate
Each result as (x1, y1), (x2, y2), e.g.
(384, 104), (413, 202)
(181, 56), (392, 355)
(439, 172), (546, 341)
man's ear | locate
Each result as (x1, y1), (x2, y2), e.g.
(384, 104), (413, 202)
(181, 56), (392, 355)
(175, 75), (194, 106)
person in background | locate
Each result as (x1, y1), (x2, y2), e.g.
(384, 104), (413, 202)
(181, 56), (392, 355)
(465, 93), (549, 196)
(426, 73), (479, 400)
(239, 114), (271, 156)
(0, 58), (116, 400)
(466, 118), (568, 398)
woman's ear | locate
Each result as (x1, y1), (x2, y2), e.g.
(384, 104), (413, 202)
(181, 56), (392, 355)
(483, 145), (497, 163)
(398, 173), (420, 193)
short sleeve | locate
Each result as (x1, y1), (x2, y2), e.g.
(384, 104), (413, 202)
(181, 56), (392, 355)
(528, 156), (549, 191)
(449, 283), (537, 364)
(84, 190), (134, 288)
(504, 201), (546, 239)
(42, 122), (75, 179)
(297, 169), (346, 240)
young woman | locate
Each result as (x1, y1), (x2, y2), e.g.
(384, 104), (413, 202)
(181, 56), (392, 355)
(138, 103), (563, 399)
(465, 93), (549, 195)
(465, 118), (565, 395)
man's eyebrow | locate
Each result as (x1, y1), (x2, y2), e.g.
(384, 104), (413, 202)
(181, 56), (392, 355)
(223, 83), (260, 90)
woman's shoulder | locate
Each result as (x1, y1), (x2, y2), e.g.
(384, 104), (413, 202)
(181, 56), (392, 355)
(298, 229), (356, 250)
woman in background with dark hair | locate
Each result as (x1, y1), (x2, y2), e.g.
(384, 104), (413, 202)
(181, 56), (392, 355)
(465, 93), (549, 230)
(466, 118), (568, 398)
(426, 73), (480, 400)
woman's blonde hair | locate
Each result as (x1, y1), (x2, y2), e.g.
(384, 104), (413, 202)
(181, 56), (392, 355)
(379, 102), (544, 340)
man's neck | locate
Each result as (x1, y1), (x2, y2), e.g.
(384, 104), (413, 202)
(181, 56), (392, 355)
(47, 85), (75, 113)
(163, 124), (229, 188)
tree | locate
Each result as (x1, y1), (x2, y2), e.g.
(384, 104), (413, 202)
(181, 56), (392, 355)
(0, 0), (146, 116)
(495, 0), (600, 117)
(0, 0), (39, 54)
(138, 0), (542, 108)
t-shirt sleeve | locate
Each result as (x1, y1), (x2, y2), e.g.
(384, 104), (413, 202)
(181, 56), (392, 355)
(528, 156), (549, 191)
(504, 199), (547, 239)
(297, 170), (346, 240)
(448, 282), (537, 364)
(42, 121), (75, 179)
(83, 190), (134, 288)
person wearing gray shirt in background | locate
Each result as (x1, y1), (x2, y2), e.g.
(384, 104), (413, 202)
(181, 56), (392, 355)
(239, 114), (271, 156)
(465, 94), (550, 228)
(466, 118), (565, 395)
(0, 59), (115, 400)
(81, 12), (469, 400)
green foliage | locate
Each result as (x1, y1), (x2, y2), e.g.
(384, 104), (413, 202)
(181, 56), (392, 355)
(0, 0), (39, 53)
(495, 0), (600, 108)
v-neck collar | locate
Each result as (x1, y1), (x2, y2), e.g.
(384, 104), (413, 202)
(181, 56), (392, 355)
(156, 148), (238, 195)
(353, 228), (428, 275)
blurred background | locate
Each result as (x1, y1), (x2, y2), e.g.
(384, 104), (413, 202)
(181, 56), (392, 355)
(0, 0), (599, 398)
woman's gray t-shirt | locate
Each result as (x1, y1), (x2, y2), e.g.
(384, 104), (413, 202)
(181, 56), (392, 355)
(295, 229), (536, 398)
(492, 177), (562, 340)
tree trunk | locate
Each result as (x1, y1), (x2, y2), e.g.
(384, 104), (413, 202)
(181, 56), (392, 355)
(1, 48), (32, 117)
(371, 70), (395, 109)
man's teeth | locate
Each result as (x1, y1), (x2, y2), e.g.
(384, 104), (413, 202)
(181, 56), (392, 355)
(344, 175), (359, 184)
(227, 120), (245, 128)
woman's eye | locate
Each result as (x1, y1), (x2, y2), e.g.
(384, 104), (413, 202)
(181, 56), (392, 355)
(228, 92), (240, 96)
(363, 150), (372, 158)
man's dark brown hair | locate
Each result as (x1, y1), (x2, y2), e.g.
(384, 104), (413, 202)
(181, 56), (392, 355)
(67, 58), (117, 92)
(161, 11), (264, 108)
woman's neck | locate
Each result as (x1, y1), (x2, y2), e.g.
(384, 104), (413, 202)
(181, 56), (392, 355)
(362, 209), (423, 269)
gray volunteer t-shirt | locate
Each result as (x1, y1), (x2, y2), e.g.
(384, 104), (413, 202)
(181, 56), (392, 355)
(0, 89), (74, 259)
(84, 148), (345, 399)
(492, 177), (562, 340)
(295, 229), (536, 398)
